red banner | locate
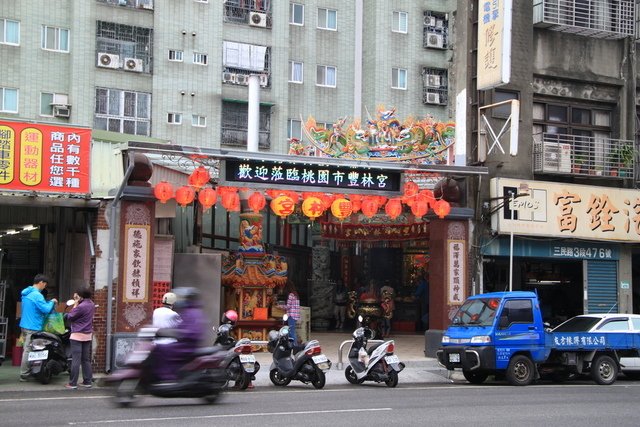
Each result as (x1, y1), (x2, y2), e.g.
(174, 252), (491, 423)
(0, 120), (91, 194)
(321, 221), (430, 241)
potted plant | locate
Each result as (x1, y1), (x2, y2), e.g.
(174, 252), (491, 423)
(572, 153), (586, 174)
(609, 145), (635, 177)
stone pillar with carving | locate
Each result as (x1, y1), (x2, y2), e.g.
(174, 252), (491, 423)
(310, 244), (333, 330)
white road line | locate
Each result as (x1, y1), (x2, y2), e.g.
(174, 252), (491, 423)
(68, 408), (393, 425)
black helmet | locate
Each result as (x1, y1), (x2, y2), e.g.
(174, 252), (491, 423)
(173, 287), (200, 309)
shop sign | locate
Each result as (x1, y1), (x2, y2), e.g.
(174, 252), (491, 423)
(491, 178), (640, 242)
(123, 225), (150, 302)
(0, 120), (91, 194)
(477, 0), (512, 90)
(447, 240), (466, 305)
(221, 159), (401, 194)
(481, 237), (619, 260)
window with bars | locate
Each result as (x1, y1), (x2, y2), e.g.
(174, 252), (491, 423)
(423, 11), (448, 49)
(421, 67), (447, 105)
(94, 88), (151, 136)
(222, 41), (271, 86)
(221, 101), (271, 149)
(96, 21), (153, 73)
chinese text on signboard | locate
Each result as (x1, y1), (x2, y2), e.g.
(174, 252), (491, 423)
(448, 240), (466, 305)
(124, 225), (150, 302)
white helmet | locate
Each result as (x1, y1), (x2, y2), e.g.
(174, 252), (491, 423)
(162, 292), (177, 306)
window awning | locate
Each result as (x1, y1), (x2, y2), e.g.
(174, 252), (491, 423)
(222, 98), (275, 107)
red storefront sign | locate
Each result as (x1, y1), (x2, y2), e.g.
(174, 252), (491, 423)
(0, 120), (91, 195)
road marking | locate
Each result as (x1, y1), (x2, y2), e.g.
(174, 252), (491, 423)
(0, 395), (110, 403)
(68, 408), (393, 425)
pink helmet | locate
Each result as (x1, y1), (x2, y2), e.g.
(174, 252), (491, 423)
(222, 309), (238, 325)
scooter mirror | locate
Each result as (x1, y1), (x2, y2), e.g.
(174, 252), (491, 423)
(66, 299), (75, 307)
(283, 314), (289, 322)
(357, 315), (363, 323)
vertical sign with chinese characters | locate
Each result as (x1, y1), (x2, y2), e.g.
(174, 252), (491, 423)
(477, 0), (512, 90)
(123, 224), (150, 302)
(447, 240), (466, 305)
(0, 120), (91, 194)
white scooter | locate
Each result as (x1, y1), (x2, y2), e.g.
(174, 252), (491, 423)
(344, 315), (405, 387)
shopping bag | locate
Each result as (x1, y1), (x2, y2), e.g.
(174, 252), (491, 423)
(43, 312), (66, 334)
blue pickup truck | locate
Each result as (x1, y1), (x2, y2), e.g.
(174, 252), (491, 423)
(436, 291), (640, 386)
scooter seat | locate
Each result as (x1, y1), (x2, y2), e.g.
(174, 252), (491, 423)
(193, 346), (219, 356)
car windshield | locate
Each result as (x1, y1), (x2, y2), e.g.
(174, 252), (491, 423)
(552, 316), (601, 332)
(452, 298), (501, 326)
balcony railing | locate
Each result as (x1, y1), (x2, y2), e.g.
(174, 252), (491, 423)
(533, 0), (634, 39)
(223, 0), (272, 28)
(533, 133), (635, 178)
(221, 127), (270, 149)
(97, 0), (153, 10)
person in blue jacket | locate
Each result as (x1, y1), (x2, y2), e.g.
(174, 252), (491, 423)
(19, 274), (57, 381)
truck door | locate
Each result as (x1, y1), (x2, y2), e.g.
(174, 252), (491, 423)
(494, 298), (545, 368)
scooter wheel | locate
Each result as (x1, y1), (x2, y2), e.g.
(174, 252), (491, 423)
(345, 366), (364, 385)
(38, 362), (53, 385)
(203, 392), (220, 404)
(311, 367), (326, 389)
(235, 372), (252, 390)
(269, 369), (291, 386)
(384, 370), (398, 388)
(113, 379), (139, 408)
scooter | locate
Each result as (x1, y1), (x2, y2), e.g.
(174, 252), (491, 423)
(213, 323), (260, 390)
(267, 314), (332, 389)
(107, 327), (228, 407)
(344, 315), (405, 387)
(26, 299), (74, 384)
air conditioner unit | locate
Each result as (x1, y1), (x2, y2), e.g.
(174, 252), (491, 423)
(124, 57), (143, 72)
(222, 72), (236, 84)
(424, 16), (436, 27)
(249, 12), (267, 27)
(426, 32), (444, 48)
(52, 94), (69, 105)
(97, 53), (120, 69)
(236, 74), (249, 85)
(425, 92), (440, 104)
(52, 104), (71, 118)
(138, 0), (153, 9)
(259, 74), (269, 87)
(426, 74), (441, 87)
(542, 143), (572, 173)
(436, 19), (444, 29)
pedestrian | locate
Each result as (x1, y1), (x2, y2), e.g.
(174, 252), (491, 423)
(64, 287), (96, 389)
(333, 280), (348, 330)
(19, 274), (57, 381)
(415, 270), (430, 330)
(281, 280), (300, 344)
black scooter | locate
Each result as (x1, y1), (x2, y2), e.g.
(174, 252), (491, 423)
(107, 328), (228, 407)
(267, 314), (332, 389)
(213, 323), (260, 390)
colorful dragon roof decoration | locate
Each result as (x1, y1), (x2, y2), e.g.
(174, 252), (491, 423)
(289, 105), (455, 163)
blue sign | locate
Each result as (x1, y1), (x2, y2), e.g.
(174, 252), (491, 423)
(482, 237), (619, 260)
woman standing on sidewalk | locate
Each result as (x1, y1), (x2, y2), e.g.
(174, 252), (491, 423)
(64, 288), (95, 389)
(281, 281), (300, 344)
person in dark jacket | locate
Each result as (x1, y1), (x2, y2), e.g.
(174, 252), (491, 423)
(19, 274), (57, 381)
(64, 287), (96, 389)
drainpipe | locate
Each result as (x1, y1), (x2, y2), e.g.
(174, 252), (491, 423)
(104, 151), (135, 373)
(247, 74), (260, 153)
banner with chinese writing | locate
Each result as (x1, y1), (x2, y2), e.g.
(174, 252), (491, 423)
(477, 0), (512, 90)
(447, 240), (466, 305)
(123, 224), (150, 303)
(491, 178), (640, 242)
(0, 120), (91, 194)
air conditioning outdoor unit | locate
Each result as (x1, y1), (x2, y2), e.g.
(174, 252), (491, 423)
(542, 142), (572, 173)
(426, 32), (444, 49)
(236, 74), (249, 85)
(124, 58), (143, 72)
(52, 104), (71, 118)
(259, 74), (269, 87)
(222, 72), (237, 84)
(97, 53), (120, 69)
(425, 92), (440, 104)
(138, 0), (153, 9)
(426, 74), (441, 88)
(424, 16), (436, 27)
(436, 19), (444, 29)
(249, 12), (267, 27)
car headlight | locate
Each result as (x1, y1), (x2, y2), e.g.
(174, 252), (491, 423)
(470, 335), (491, 344)
(441, 335), (450, 344)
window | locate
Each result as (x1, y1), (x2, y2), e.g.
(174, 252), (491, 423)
(221, 100), (272, 149)
(192, 114), (206, 127)
(392, 11), (408, 33)
(94, 88), (151, 136)
(1, 19), (19, 45)
(41, 25), (69, 52)
(167, 113), (182, 124)
(287, 119), (302, 140)
(318, 8), (337, 30)
(290, 3), (304, 25)
(501, 300), (534, 327)
(316, 65), (336, 87)
(597, 319), (630, 332)
(392, 68), (407, 90)
(168, 50), (183, 62)
(96, 22), (152, 73)
(493, 91), (519, 118)
(289, 61), (303, 83)
(40, 92), (68, 116)
(1, 87), (18, 113)
(193, 52), (208, 65)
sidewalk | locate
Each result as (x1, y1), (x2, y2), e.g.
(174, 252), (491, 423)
(0, 331), (454, 392)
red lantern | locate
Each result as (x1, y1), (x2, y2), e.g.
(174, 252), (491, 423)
(271, 195), (296, 219)
(320, 194), (334, 211)
(175, 186), (195, 207)
(153, 181), (174, 203)
(411, 198), (429, 218)
(403, 181), (419, 197)
(248, 191), (266, 213)
(222, 191), (240, 212)
(385, 198), (403, 220)
(433, 199), (451, 219)
(331, 198), (353, 221)
(302, 196), (324, 220)
(197, 187), (217, 211)
(361, 197), (379, 218)
(349, 194), (363, 213)
(188, 166), (210, 190)
(419, 189), (436, 208)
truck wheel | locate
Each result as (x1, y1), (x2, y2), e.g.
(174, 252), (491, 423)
(506, 355), (535, 386)
(463, 370), (488, 384)
(591, 355), (618, 385)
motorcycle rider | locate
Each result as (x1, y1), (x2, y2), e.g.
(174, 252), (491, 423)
(153, 292), (180, 344)
(153, 287), (207, 382)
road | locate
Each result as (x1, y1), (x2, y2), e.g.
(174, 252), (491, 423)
(1, 380), (639, 427)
